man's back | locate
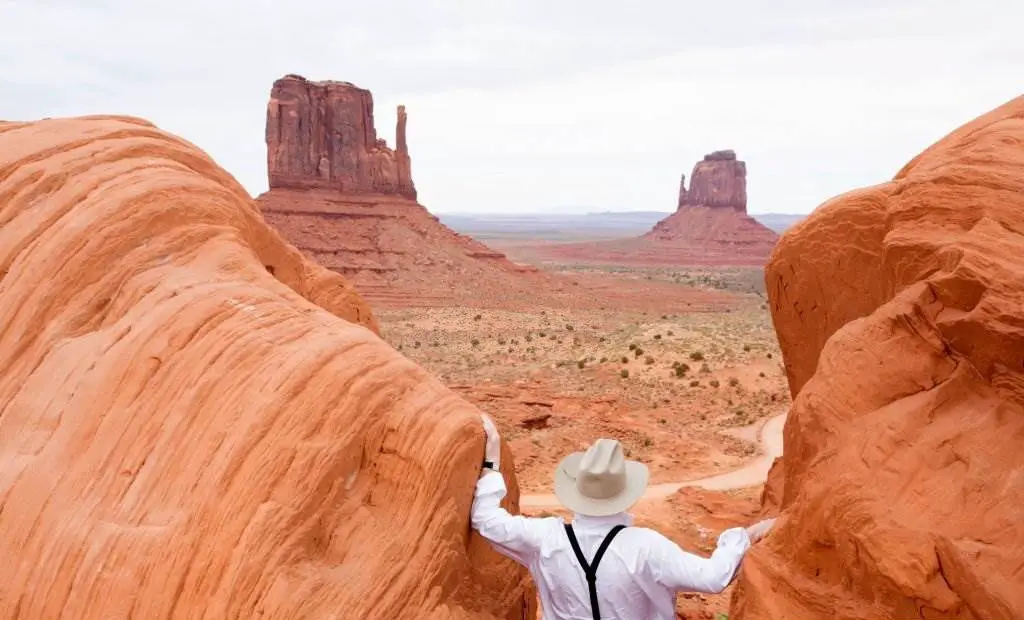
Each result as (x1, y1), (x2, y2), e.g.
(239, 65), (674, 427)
(472, 471), (751, 620)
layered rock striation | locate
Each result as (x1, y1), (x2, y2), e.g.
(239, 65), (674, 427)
(0, 115), (534, 619)
(732, 96), (1024, 619)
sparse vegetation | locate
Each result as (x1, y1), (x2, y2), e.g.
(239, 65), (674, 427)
(690, 351), (705, 361)
(620, 369), (630, 378)
(728, 377), (739, 387)
(710, 379), (721, 388)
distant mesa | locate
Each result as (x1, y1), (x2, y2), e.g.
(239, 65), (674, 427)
(511, 150), (779, 267)
(257, 74), (552, 309)
(266, 74), (415, 199)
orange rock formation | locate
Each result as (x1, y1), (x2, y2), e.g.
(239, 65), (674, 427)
(257, 75), (553, 309)
(733, 97), (1024, 618)
(515, 151), (778, 267)
(0, 115), (535, 619)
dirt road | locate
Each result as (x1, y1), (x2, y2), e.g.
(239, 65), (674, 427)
(520, 412), (786, 509)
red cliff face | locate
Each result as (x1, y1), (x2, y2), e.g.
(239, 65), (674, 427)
(266, 74), (416, 199)
(678, 149), (747, 211)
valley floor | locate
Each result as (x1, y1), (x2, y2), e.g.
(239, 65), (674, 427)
(377, 260), (789, 619)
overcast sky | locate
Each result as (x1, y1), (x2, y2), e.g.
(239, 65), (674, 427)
(2, 0), (1021, 215)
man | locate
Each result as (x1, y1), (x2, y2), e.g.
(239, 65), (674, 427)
(471, 414), (775, 620)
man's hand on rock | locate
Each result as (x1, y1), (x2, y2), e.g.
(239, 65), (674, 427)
(481, 414), (501, 472)
(745, 518), (776, 543)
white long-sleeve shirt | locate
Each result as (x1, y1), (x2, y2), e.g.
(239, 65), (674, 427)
(471, 470), (751, 620)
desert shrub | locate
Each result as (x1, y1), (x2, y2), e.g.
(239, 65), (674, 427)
(667, 330), (674, 336)
(643, 438), (653, 447)
(658, 418), (667, 424)
(634, 348), (644, 357)
(600, 357), (608, 363)
(654, 334), (662, 340)
(728, 377), (739, 387)
(539, 332), (546, 337)
(689, 380), (700, 387)
(566, 324), (574, 331)
(644, 355), (655, 365)
(700, 363), (711, 373)
(629, 343), (637, 351)
(759, 371), (766, 378)
(621, 356), (629, 363)
(414, 341), (421, 348)
(474, 314), (482, 321)
(497, 339), (506, 345)
(743, 344), (751, 352)
(620, 369), (630, 378)
(471, 339), (480, 347)
(577, 359), (586, 369)
(690, 351), (705, 361)
(674, 365), (687, 377)
(767, 352), (773, 358)
(710, 379), (720, 388)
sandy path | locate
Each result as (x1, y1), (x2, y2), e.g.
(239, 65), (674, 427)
(519, 412), (786, 509)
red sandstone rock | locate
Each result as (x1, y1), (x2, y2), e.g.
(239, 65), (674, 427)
(259, 75), (592, 309)
(520, 151), (777, 266)
(266, 74), (415, 199)
(731, 96), (1024, 619)
(0, 115), (535, 619)
(679, 149), (747, 211)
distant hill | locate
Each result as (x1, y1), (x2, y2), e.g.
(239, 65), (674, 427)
(437, 210), (804, 240)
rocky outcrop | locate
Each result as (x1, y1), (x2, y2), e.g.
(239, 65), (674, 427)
(642, 151), (776, 261)
(520, 151), (776, 266)
(258, 75), (582, 310)
(0, 115), (534, 619)
(732, 96), (1024, 619)
(678, 149), (747, 211)
(266, 74), (416, 199)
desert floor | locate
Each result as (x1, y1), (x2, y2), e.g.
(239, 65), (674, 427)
(377, 259), (789, 619)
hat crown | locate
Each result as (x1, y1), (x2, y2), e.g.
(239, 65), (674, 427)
(575, 439), (627, 500)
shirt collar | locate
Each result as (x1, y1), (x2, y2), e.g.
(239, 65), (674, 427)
(571, 512), (633, 528)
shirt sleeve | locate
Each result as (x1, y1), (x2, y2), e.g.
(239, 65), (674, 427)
(470, 470), (553, 566)
(644, 527), (752, 594)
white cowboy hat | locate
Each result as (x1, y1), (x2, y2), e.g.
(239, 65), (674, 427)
(554, 438), (649, 516)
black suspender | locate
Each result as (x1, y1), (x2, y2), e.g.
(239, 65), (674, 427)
(564, 523), (627, 620)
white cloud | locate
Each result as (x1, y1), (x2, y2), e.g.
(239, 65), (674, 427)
(2, 0), (1021, 215)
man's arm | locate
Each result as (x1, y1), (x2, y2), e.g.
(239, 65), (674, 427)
(471, 468), (554, 565)
(644, 519), (775, 594)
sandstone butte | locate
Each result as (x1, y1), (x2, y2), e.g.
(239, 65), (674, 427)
(732, 96), (1024, 619)
(528, 150), (779, 267)
(257, 74), (552, 309)
(0, 115), (536, 619)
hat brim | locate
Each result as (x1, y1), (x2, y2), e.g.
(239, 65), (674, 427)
(553, 452), (650, 517)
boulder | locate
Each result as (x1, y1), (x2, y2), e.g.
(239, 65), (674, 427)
(0, 115), (534, 619)
(732, 96), (1024, 619)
